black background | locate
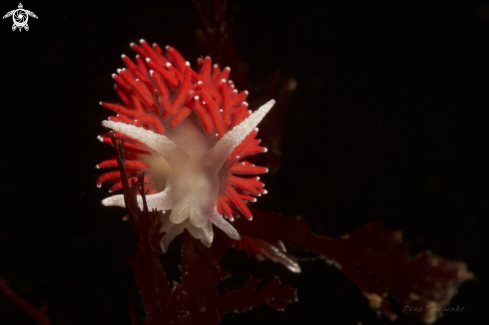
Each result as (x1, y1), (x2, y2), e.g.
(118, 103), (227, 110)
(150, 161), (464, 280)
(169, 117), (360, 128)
(0, 0), (487, 324)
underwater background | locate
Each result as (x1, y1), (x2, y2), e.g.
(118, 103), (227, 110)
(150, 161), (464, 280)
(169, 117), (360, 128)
(0, 0), (487, 324)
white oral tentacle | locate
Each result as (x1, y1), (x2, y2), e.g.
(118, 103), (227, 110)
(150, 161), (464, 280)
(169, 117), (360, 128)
(208, 208), (240, 240)
(101, 188), (173, 211)
(159, 221), (186, 253)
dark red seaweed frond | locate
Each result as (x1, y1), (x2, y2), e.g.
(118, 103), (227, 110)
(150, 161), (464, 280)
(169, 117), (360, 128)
(111, 136), (297, 325)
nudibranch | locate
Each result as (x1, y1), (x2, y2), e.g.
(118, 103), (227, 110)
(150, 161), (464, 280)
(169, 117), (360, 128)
(97, 40), (274, 252)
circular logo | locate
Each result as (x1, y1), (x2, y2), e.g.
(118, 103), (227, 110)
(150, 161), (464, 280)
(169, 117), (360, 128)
(13, 9), (28, 28)
(3, 3), (38, 32)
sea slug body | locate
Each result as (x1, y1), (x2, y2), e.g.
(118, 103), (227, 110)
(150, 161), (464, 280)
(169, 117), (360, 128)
(97, 40), (274, 252)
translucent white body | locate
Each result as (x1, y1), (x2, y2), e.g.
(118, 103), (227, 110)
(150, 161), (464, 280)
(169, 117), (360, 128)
(101, 100), (275, 252)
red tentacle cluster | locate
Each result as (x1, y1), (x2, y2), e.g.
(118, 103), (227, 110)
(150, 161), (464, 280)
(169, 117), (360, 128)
(97, 40), (268, 220)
